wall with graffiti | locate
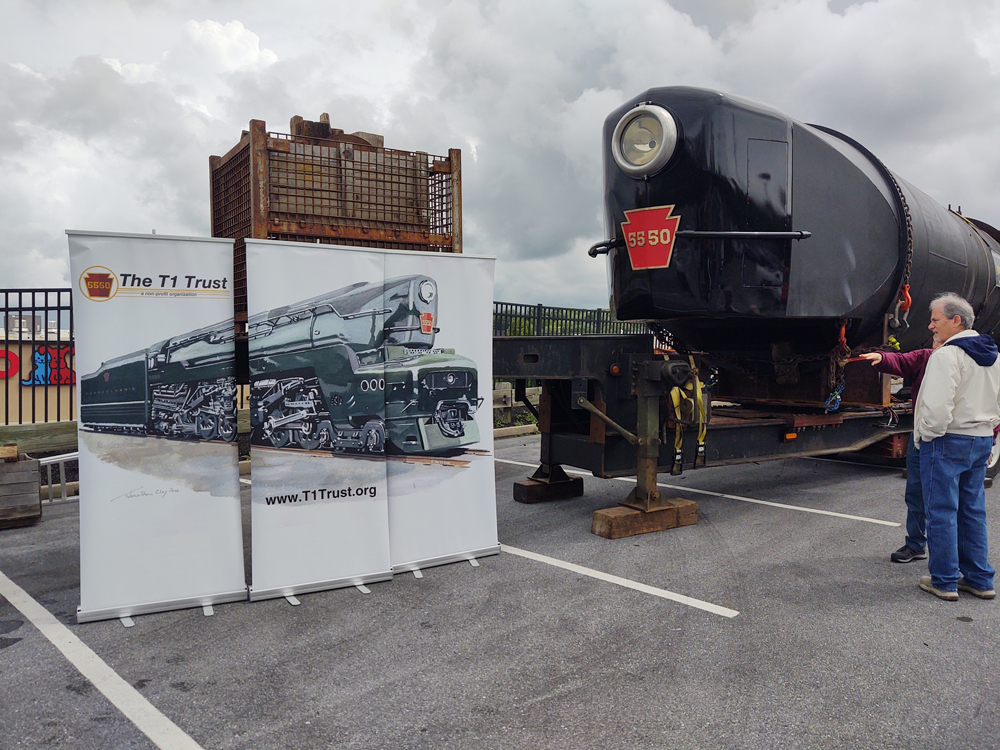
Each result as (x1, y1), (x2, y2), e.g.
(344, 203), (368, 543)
(1, 338), (77, 423)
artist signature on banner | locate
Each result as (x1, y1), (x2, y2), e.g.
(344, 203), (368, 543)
(112, 486), (181, 502)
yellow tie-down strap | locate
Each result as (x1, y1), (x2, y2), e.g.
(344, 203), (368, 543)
(669, 356), (708, 475)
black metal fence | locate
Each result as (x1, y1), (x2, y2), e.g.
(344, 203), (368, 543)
(493, 301), (647, 337)
(2, 289), (75, 425)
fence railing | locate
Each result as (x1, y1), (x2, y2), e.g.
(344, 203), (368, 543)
(493, 301), (647, 337)
(2, 289), (75, 426)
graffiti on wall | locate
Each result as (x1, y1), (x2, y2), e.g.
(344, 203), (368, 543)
(0, 349), (17, 380)
(0, 345), (76, 384)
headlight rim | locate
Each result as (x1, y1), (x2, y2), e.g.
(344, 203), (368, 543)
(417, 279), (436, 303)
(611, 103), (679, 178)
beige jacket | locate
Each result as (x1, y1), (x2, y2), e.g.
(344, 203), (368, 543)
(914, 329), (1000, 445)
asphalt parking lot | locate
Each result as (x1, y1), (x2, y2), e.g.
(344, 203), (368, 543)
(2, 434), (1000, 750)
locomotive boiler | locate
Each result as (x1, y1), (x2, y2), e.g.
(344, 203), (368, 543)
(496, 86), (1000, 532)
(591, 87), (1000, 406)
(249, 274), (482, 455)
(80, 320), (238, 441)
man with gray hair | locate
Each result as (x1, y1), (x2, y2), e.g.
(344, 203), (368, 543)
(914, 292), (1000, 600)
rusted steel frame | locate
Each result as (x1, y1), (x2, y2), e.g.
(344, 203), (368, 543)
(213, 132), (251, 169)
(449, 148), (462, 253)
(208, 155), (221, 236)
(617, 363), (666, 512)
(249, 120), (269, 240)
(621, 387), (662, 512)
(267, 221), (451, 247)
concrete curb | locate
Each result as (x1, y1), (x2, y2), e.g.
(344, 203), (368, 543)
(493, 425), (539, 439)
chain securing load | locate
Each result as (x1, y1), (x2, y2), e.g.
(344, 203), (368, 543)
(886, 170), (915, 333)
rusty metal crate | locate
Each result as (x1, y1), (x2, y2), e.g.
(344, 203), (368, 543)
(210, 115), (462, 318)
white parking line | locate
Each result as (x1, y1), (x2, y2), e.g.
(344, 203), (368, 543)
(0, 569), (204, 750)
(496, 458), (899, 527)
(501, 544), (739, 618)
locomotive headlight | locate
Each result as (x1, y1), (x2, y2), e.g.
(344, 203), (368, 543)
(418, 280), (436, 303)
(611, 104), (678, 177)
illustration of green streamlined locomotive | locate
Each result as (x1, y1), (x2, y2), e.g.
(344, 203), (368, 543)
(249, 274), (482, 455)
(80, 321), (238, 442)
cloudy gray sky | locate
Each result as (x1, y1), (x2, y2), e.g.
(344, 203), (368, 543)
(2, 0), (999, 307)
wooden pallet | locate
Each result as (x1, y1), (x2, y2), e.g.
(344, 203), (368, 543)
(0, 452), (41, 530)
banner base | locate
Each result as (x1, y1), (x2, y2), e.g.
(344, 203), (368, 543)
(391, 544), (500, 575)
(248, 570), (393, 602)
(77, 588), (249, 624)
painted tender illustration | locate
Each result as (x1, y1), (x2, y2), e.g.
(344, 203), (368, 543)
(80, 321), (238, 442)
(248, 274), (482, 455)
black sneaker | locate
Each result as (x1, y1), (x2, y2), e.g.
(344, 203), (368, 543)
(891, 545), (928, 563)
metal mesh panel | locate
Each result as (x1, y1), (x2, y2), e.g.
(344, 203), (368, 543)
(211, 143), (252, 314)
(212, 128), (457, 315)
(232, 237), (247, 314)
(266, 134), (453, 249)
(267, 234), (444, 252)
(211, 143), (252, 240)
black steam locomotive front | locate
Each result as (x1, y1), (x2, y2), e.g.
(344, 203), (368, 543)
(596, 87), (1000, 363)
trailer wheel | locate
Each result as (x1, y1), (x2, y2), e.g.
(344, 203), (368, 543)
(987, 439), (1000, 480)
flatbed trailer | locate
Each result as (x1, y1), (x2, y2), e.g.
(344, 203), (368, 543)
(494, 335), (913, 538)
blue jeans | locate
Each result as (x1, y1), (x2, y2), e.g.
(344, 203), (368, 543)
(919, 434), (995, 592)
(904, 435), (926, 551)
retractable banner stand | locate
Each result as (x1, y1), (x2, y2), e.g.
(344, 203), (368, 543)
(382, 251), (499, 572)
(245, 240), (392, 600)
(67, 231), (247, 623)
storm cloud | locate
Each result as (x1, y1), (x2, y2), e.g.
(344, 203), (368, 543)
(1, 0), (998, 307)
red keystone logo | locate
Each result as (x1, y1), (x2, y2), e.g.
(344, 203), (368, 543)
(420, 312), (434, 334)
(621, 205), (681, 270)
(84, 273), (115, 297)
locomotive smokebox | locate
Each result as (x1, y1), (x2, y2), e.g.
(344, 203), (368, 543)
(600, 87), (1000, 374)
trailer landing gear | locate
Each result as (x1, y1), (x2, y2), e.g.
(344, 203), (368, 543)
(513, 463), (584, 504)
(589, 359), (699, 539)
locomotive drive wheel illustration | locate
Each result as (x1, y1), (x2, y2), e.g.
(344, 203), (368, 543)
(295, 421), (323, 451)
(217, 415), (237, 443)
(263, 408), (292, 448)
(196, 412), (218, 441)
(362, 419), (386, 454)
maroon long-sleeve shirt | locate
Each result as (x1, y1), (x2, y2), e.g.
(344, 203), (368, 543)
(871, 348), (933, 402)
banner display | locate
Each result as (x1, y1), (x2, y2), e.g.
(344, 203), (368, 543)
(382, 251), (499, 571)
(245, 241), (392, 600)
(244, 240), (498, 596)
(67, 231), (246, 623)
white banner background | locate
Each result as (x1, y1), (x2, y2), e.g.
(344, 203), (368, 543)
(244, 240), (498, 596)
(68, 231), (246, 623)
(383, 250), (498, 571)
(245, 241), (392, 599)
